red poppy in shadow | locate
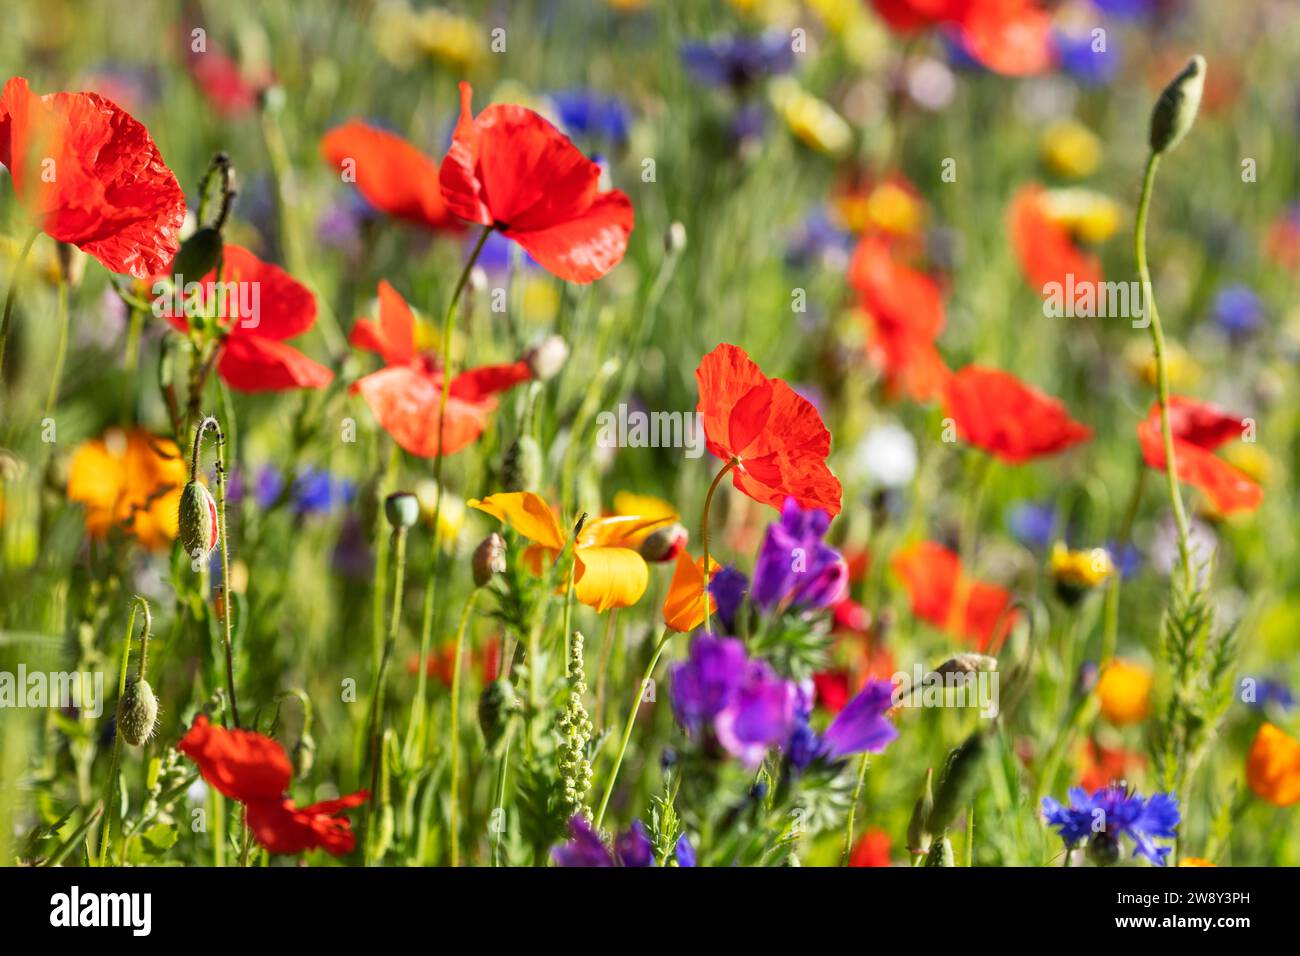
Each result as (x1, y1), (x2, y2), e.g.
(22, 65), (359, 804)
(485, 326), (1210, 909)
(892, 540), (1017, 652)
(350, 281), (531, 456)
(0, 76), (185, 279)
(1137, 396), (1262, 514)
(439, 81), (633, 283)
(695, 343), (842, 517)
(943, 365), (1091, 463)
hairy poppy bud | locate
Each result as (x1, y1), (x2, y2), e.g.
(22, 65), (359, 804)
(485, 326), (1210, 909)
(523, 335), (569, 381)
(293, 732), (316, 778)
(664, 221), (687, 254)
(924, 836), (955, 867)
(934, 653), (998, 677)
(1149, 55), (1205, 155)
(178, 480), (218, 558)
(384, 491), (419, 530)
(472, 532), (507, 587)
(907, 767), (935, 858)
(478, 677), (518, 752)
(927, 730), (988, 835)
(169, 226), (223, 283)
(501, 435), (542, 492)
(639, 522), (687, 563)
(117, 679), (158, 746)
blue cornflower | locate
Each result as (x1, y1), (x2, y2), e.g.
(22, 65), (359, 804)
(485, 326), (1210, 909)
(1243, 677), (1294, 713)
(1042, 786), (1180, 866)
(1006, 501), (1057, 550)
(549, 90), (631, 145)
(674, 834), (696, 867)
(680, 32), (794, 88)
(1210, 284), (1264, 341)
(1053, 29), (1120, 87)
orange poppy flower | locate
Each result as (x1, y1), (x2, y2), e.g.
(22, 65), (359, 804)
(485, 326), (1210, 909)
(1137, 396), (1262, 515)
(350, 281), (531, 457)
(1078, 739), (1145, 791)
(943, 365), (1092, 463)
(320, 120), (463, 232)
(1096, 660), (1152, 725)
(1245, 722), (1300, 807)
(66, 428), (187, 549)
(662, 549), (718, 632)
(1008, 184), (1102, 303)
(0, 76), (185, 279)
(469, 492), (666, 611)
(891, 540), (1017, 652)
(439, 82), (633, 283)
(695, 343), (842, 517)
(848, 234), (949, 401)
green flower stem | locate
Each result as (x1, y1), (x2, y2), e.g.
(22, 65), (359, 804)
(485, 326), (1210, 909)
(365, 524), (408, 863)
(700, 458), (739, 633)
(964, 803), (974, 867)
(195, 416), (241, 728)
(841, 753), (870, 866)
(594, 628), (671, 830)
(97, 598), (147, 866)
(1134, 152), (1193, 589)
(43, 277), (69, 418)
(447, 587), (482, 867)
(0, 228), (40, 384)
(408, 224), (493, 761)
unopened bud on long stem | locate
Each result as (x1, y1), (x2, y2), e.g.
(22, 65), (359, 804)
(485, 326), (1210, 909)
(1149, 55), (1206, 155)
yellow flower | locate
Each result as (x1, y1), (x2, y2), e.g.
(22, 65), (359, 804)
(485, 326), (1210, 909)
(1246, 722), (1300, 807)
(1096, 659), (1153, 726)
(770, 78), (853, 158)
(470, 492), (667, 611)
(1049, 542), (1114, 590)
(1042, 188), (1122, 244)
(414, 481), (465, 547)
(1040, 119), (1102, 180)
(66, 428), (187, 550)
(414, 8), (485, 72)
(866, 182), (924, 239)
(1221, 442), (1273, 486)
(1178, 858), (1216, 867)
(1124, 338), (1199, 390)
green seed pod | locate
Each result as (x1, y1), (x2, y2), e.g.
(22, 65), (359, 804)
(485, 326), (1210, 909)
(924, 836), (955, 868)
(1149, 55), (1206, 155)
(384, 491), (420, 530)
(169, 226), (224, 283)
(907, 767), (935, 858)
(926, 731), (988, 835)
(178, 480), (218, 559)
(117, 679), (158, 746)
(478, 677), (518, 753)
(292, 732), (316, 778)
(501, 435), (542, 492)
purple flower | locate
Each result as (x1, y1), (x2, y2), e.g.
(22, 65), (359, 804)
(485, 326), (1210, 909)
(1006, 500), (1057, 549)
(552, 815), (656, 867)
(1210, 284), (1264, 341)
(714, 660), (799, 767)
(1243, 677), (1294, 713)
(674, 834), (696, 867)
(669, 634), (748, 733)
(822, 680), (899, 760)
(707, 566), (748, 634)
(750, 499), (847, 612)
(1041, 786), (1180, 866)
(680, 32), (795, 89)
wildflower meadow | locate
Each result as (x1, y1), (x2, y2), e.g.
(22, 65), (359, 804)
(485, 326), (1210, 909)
(0, 0), (1297, 928)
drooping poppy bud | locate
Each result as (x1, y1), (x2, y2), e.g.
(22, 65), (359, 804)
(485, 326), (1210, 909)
(384, 491), (420, 530)
(178, 480), (219, 558)
(927, 731), (988, 835)
(169, 226), (224, 285)
(522, 336), (569, 381)
(478, 677), (518, 753)
(117, 678), (158, 746)
(501, 435), (542, 492)
(907, 767), (935, 858)
(1149, 55), (1206, 155)
(472, 532), (507, 587)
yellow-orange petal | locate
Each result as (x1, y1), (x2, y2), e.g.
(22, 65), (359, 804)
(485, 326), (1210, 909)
(1178, 858), (1216, 867)
(662, 549), (716, 632)
(573, 546), (648, 612)
(1246, 722), (1300, 807)
(582, 513), (673, 549)
(1096, 659), (1152, 726)
(67, 428), (184, 549)
(469, 492), (565, 551)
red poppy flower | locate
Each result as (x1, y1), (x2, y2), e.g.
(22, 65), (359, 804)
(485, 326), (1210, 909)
(1137, 396), (1262, 514)
(849, 827), (893, 867)
(438, 82), (633, 283)
(943, 365), (1091, 463)
(0, 76), (185, 279)
(1078, 739), (1145, 792)
(695, 343), (842, 517)
(178, 715), (367, 857)
(1008, 185), (1103, 302)
(350, 281), (530, 456)
(163, 245), (333, 392)
(870, 1), (1053, 76)
(892, 540), (1017, 652)
(407, 636), (501, 687)
(848, 234), (950, 401)
(185, 37), (268, 117)
(320, 121), (463, 232)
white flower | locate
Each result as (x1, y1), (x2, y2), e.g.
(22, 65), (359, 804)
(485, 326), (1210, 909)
(856, 423), (918, 489)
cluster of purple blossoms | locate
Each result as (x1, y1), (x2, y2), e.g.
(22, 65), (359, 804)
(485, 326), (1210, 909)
(552, 815), (694, 868)
(1042, 786), (1180, 866)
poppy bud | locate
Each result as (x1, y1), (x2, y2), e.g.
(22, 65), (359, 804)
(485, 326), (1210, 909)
(169, 226), (224, 283)
(116, 679), (158, 746)
(384, 491), (420, 530)
(1149, 55), (1205, 155)
(56, 243), (86, 288)
(478, 677), (518, 752)
(907, 767), (935, 858)
(934, 654), (998, 677)
(638, 522), (687, 563)
(522, 335), (569, 381)
(472, 532), (507, 587)
(924, 836), (955, 867)
(501, 435), (542, 492)
(927, 731), (988, 835)
(178, 480), (219, 558)
(293, 732), (316, 778)
(664, 221), (687, 254)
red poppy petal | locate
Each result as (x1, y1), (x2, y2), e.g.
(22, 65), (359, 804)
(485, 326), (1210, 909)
(958, 0), (1054, 76)
(695, 343), (772, 460)
(1008, 185), (1102, 299)
(1164, 395), (1249, 450)
(1138, 407), (1261, 513)
(350, 280), (415, 366)
(218, 335), (333, 392)
(891, 541), (960, 629)
(505, 190), (634, 283)
(448, 360), (532, 402)
(727, 382), (774, 458)
(176, 715), (292, 803)
(944, 365), (1091, 462)
(352, 365), (490, 457)
(320, 120), (460, 231)
(199, 245), (318, 342)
